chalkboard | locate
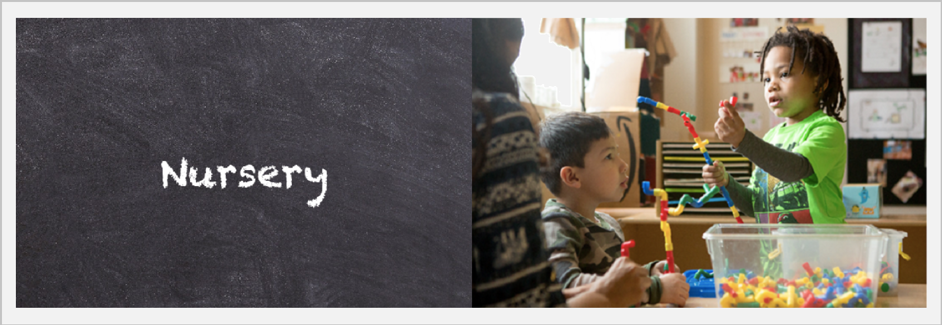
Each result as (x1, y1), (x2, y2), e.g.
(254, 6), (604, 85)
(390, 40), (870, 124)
(16, 19), (471, 307)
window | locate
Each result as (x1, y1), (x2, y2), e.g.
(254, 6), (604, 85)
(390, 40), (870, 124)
(513, 18), (582, 109)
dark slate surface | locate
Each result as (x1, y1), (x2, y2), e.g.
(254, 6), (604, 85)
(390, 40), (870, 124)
(16, 18), (470, 307)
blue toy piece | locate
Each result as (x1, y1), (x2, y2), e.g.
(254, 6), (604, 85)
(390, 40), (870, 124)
(684, 269), (717, 298)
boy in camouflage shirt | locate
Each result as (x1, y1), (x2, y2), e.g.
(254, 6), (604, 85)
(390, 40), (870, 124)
(539, 112), (689, 306)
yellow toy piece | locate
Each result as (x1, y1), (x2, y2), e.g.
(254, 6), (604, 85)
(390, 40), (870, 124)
(812, 288), (823, 296)
(768, 298), (787, 308)
(832, 292), (855, 307)
(738, 273), (746, 284)
(822, 278), (830, 285)
(866, 302), (874, 308)
(660, 221), (673, 251)
(833, 267), (844, 279)
(720, 293), (737, 308)
(692, 137), (710, 153)
(652, 189), (668, 202)
(784, 285), (797, 307)
(814, 267), (822, 277)
(852, 272), (869, 286)
(882, 273), (894, 281)
(755, 289), (777, 307)
(767, 243), (782, 260)
(899, 242), (911, 261)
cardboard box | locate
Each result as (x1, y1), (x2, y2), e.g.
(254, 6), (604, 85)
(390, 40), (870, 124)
(843, 183), (882, 219)
(540, 110), (642, 209)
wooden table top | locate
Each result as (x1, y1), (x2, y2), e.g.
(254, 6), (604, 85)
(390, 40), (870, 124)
(666, 283), (926, 308)
(601, 205), (926, 226)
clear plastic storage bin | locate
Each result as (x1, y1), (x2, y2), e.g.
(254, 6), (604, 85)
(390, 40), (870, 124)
(703, 224), (887, 308)
(877, 228), (907, 296)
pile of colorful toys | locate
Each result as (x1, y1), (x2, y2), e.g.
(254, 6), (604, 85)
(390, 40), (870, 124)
(717, 263), (876, 308)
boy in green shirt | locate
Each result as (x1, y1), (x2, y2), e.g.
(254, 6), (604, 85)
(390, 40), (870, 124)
(703, 26), (848, 279)
(704, 26), (847, 225)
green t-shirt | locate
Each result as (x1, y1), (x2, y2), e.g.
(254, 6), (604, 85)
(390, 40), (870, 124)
(749, 109), (847, 224)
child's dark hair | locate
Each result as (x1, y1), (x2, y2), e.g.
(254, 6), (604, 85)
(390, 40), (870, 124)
(539, 112), (612, 195)
(472, 19), (525, 97)
(758, 25), (846, 122)
(472, 19), (526, 185)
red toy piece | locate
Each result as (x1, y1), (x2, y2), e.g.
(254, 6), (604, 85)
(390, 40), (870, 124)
(621, 240), (635, 259)
(802, 262), (815, 276)
(730, 96), (738, 107)
(683, 120), (699, 138)
(665, 250), (675, 274)
(660, 200), (669, 221)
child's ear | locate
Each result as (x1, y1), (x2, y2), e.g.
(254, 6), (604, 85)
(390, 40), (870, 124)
(815, 77), (830, 95)
(560, 166), (581, 189)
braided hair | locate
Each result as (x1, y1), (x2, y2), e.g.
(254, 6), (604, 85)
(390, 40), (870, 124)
(758, 25), (846, 122)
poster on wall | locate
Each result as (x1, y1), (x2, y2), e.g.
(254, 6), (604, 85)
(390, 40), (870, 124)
(861, 21), (903, 72)
(912, 18), (927, 75)
(850, 19), (911, 88)
(848, 89), (925, 139)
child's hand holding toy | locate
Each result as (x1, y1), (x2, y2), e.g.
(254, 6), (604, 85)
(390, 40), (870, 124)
(714, 97), (746, 148)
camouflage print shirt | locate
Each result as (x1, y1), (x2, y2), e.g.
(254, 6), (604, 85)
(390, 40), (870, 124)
(541, 199), (626, 289)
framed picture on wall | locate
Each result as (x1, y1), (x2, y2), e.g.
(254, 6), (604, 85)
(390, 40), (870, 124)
(849, 18), (912, 88)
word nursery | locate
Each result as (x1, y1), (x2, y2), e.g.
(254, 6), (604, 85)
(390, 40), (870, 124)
(161, 158), (327, 208)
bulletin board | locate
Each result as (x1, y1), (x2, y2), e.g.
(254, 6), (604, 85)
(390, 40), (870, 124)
(846, 18), (926, 205)
(848, 18), (911, 88)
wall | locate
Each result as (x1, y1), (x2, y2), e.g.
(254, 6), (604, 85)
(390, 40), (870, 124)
(661, 18), (699, 141)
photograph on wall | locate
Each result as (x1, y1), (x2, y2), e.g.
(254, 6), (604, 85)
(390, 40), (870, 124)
(883, 140), (913, 160)
(867, 159), (888, 186)
(890, 170), (923, 203)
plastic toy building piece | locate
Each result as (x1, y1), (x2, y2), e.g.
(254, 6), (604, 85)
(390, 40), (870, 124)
(621, 240), (635, 259)
(637, 96), (744, 224)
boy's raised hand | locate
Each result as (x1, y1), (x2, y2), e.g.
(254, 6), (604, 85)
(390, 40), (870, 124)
(657, 272), (690, 306)
(702, 160), (729, 187)
(714, 99), (746, 148)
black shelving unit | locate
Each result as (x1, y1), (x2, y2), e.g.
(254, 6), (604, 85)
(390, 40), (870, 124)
(655, 141), (755, 214)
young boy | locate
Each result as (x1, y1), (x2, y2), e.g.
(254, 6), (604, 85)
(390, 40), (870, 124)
(705, 26), (847, 225)
(539, 112), (689, 306)
(704, 26), (848, 279)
